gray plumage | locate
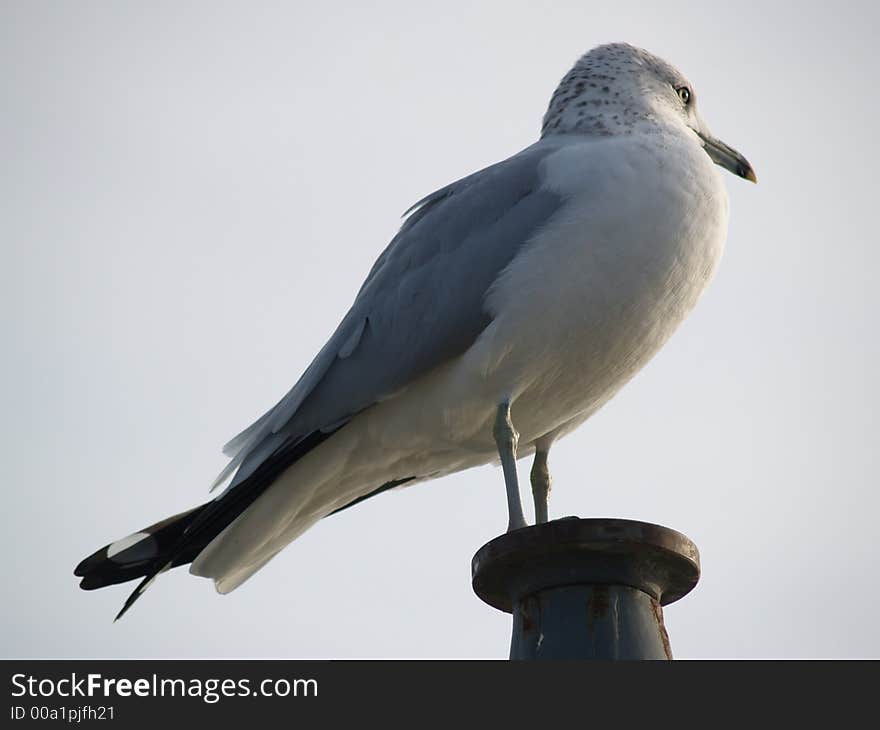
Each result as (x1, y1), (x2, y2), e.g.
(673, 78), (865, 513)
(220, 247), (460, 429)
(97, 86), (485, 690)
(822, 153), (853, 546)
(216, 140), (565, 491)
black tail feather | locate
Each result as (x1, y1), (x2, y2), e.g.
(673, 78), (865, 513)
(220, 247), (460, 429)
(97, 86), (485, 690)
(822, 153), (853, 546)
(75, 425), (344, 620)
(327, 477), (415, 516)
(74, 505), (208, 590)
(113, 561), (172, 622)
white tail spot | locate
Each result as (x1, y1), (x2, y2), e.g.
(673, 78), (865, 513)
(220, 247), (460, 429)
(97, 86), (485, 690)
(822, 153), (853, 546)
(107, 531), (150, 559)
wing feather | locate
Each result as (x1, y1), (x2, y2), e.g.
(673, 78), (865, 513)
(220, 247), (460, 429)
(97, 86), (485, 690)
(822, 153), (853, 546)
(215, 139), (565, 487)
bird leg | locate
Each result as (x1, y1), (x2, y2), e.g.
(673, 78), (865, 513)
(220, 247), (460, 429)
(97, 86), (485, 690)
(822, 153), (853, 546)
(530, 448), (552, 524)
(493, 401), (527, 532)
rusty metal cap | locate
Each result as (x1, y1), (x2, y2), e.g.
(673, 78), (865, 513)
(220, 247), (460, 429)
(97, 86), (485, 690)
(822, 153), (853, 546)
(471, 517), (700, 613)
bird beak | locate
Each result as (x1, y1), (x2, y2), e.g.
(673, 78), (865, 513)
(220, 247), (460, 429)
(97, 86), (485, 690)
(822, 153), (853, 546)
(696, 130), (757, 183)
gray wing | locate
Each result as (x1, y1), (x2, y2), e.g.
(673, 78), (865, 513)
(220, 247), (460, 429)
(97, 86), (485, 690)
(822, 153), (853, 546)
(214, 140), (565, 489)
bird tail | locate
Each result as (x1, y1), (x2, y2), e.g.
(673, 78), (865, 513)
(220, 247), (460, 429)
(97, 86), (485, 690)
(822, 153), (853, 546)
(75, 426), (347, 620)
(73, 505), (216, 616)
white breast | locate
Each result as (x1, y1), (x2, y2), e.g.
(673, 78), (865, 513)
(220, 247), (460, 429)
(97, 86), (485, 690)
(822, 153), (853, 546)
(470, 130), (730, 444)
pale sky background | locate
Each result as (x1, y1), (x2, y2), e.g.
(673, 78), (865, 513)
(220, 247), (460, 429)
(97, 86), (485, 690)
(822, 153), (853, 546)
(2, 1), (877, 658)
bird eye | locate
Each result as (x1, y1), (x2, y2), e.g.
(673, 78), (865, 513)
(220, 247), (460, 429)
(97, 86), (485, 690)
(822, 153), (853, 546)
(677, 86), (691, 105)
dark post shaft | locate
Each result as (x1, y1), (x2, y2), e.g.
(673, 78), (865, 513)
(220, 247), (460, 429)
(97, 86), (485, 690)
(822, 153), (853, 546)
(471, 518), (700, 660)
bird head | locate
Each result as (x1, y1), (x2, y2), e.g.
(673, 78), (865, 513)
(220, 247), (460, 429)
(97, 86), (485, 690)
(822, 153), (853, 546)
(541, 43), (756, 183)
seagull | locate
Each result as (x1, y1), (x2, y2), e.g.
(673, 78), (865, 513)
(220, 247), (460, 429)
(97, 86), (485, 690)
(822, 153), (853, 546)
(75, 43), (755, 620)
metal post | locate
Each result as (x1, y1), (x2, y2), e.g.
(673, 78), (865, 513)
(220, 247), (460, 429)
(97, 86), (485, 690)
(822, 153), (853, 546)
(471, 517), (700, 660)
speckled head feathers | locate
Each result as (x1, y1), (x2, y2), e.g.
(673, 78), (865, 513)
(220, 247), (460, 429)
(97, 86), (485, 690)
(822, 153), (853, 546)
(541, 43), (696, 138)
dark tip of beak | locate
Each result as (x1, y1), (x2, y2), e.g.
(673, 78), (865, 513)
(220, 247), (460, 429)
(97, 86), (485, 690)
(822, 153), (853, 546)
(696, 130), (757, 184)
